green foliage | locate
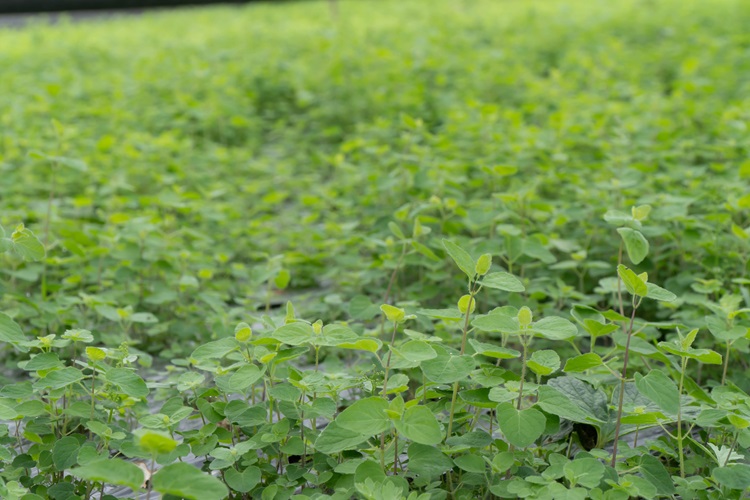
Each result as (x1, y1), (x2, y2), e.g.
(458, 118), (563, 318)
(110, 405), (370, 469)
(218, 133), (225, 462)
(1, 0), (750, 497)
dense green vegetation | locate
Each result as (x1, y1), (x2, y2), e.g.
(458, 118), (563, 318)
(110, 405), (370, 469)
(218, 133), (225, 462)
(1, 0), (750, 498)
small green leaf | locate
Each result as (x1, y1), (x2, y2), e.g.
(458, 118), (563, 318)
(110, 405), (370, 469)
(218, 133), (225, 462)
(442, 239), (476, 280)
(496, 403), (546, 448)
(631, 205), (652, 221)
(338, 338), (382, 353)
(527, 350), (561, 376)
(617, 228), (649, 265)
(380, 304), (406, 323)
(71, 459), (146, 491)
(468, 339), (520, 359)
(412, 240), (441, 262)
(475, 254), (492, 276)
(388, 221), (405, 240)
(617, 264), (647, 297)
(457, 295), (476, 314)
(394, 405), (443, 445)
(563, 353), (603, 372)
(152, 462), (228, 500)
(517, 307), (533, 327)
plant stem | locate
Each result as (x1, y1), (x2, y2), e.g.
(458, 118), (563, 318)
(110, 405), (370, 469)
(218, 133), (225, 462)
(610, 298), (638, 468)
(380, 322), (399, 470)
(722, 342), (731, 386)
(446, 292), (474, 439)
(677, 356), (687, 478)
(616, 241), (624, 317)
(517, 335), (529, 410)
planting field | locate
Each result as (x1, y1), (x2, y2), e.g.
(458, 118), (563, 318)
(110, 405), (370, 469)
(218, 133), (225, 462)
(1, 0), (750, 498)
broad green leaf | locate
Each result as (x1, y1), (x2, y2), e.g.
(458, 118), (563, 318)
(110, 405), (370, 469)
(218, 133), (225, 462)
(639, 455), (675, 495)
(657, 342), (722, 364)
(617, 265), (647, 297)
(564, 458), (604, 488)
(336, 397), (390, 436)
(471, 312), (520, 334)
(442, 239), (476, 280)
(71, 459), (145, 491)
(314, 421), (368, 454)
(536, 386), (601, 424)
(713, 464), (750, 490)
(563, 353), (603, 372)
(106, 368), (149, 398)
(416, 308), (463, 320)
(23, 352), (64, 372)
(617, 228), (649, 265)
(454, 454), (486, 473)
(338, 338), (382, 353)
(135, 429), (178, 455)
(152, 462), (228, 500)
(635, 370), (679, 415)
(224, 466), (261, 493)
(271, 322), (313, 346)
(33, 367), (84, 391)
(412, 241), (441, 262)
(0, 313), (27, 346)
(10, 225), (46, 261)
(223, 401), (267, 427)
(61, 329), (94, 343)
(407, 444), (453, 479)
(468, 339), (520, 359)
(533, 316), (580, 340)
(479, 272), (525, 292)
(226, 364), (264, 392)
(496, 403), (546, 448)
(645, 283), (677, 302)
(394, 405), (443, 445)
(389, 340), (437, 368)
(190, 338), (238, 363)
(548, 377), (609, 423)
(52, 436), (80, 471)
(527, 350), (561, 376)
(421, 347), (475, 383)
(349, 295), (381, 320)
